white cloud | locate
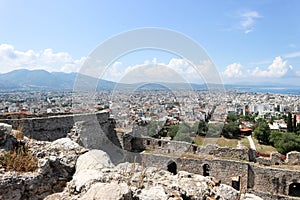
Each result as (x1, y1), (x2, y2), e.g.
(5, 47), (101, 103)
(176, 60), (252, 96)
(284, 51), (300, 58)
(102, 58), (208, 84)
(238, 11), (262, 33)
(224, 63), (243, 78)
(101, 61), (123, 81)
(224, 57), (294, 82)
(250, 56), (292, 78)
(0, 44), (85, 73)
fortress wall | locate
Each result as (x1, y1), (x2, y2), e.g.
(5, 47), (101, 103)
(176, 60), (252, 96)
(141, 153), (249, 191)
(142, 137), (192, 154)
(286, 152), (300, 165)
(141, 153), (300, 198)
(0, 112), (110, 141)
(250, 165), (300, 196)
(131, 135), (254, 161)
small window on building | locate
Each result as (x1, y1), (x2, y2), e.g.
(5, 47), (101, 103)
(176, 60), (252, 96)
(146, 140), (150, 145)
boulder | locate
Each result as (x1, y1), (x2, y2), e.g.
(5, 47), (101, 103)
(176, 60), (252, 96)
(241, 193), (264, 200)
(0, 123), (12, 146)
(71, 150), (115, 192)
(50, 138), (82, 151)
(75, 149), (114, 173)
(215, 184), (239, 200)
(79, 182), (130, 200)
(134, 186), (168, 200)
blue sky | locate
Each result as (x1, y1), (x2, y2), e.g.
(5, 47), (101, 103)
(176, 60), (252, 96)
(1, 0), (300, 85)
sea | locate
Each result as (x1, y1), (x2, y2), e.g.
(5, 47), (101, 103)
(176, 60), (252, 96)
(231, 86), (300, 95)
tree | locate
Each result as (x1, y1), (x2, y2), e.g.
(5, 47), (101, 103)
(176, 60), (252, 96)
(146, 121), (164, 138)
(206, 123), (223, 137)
(293, 114), (297, 132)
(270, 116), (275, 124)
(173, 122), (195, 143)
(254, 120), (270, 144)
(168, 125), (179, 139)
(287, 112), (293, 132)
(173, 132), (193, 143)
(227, 114), (238, 123)
(196, 120), (208, 136)
(269, 131), (300, 154)
(244, 115), (256, 122)
(222, 121), (240, 139)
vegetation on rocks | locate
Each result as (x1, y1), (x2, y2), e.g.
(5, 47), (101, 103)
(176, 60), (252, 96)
(0, 144), (38, 172)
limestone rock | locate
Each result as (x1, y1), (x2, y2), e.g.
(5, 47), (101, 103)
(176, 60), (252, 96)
(50, 137), (82, 151)
(44, 192), (70, 200)
(79, 182), (130, 200)
(75, 149), (114, 173)
(71, 150), (115, 192)
(134, 186), (168, 200)
(215, 184), (239, 200)
(0, 123), (12, 145)
(241, 193), (264, 200)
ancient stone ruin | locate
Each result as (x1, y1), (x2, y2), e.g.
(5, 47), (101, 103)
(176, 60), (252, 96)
(0, 113), (300, 199)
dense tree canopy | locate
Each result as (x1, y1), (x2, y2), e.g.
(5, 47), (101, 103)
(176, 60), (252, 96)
(195, 120), (208, 136)
(287, 112), (293, 132)
(269, 131), (300, 154)
(254, 120), (270, 144)
(227, 114), (238, 123)
(222, 121), (240, 139)
(146, 121), (164, 138)
(165, 122), (196, 143)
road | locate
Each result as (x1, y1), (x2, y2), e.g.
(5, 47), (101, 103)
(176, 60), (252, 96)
(246, 135), (256, 150)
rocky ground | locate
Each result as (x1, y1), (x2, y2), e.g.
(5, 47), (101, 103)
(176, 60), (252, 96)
(0, 123), (263, 200)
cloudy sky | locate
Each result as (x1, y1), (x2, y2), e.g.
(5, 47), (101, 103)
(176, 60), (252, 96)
(1, 0), (300, 85)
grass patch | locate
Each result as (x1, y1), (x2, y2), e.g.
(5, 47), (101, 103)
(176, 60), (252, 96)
(216, 137), (238, 148)
(193, 135), (204, 146)
(253, 138), (277, 154)
(241, 136), (250, 148)
(194, 136), (238, 148)
(0, 145), (38, 172)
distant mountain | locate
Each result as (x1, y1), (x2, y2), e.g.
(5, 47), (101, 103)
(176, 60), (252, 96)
(0, 69), (117, 91)
(5, 69), (297, 94)
(0, 69), (209, 91)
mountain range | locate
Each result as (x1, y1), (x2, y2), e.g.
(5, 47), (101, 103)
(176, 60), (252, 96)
(1, 69), (299, 95)
(0, 69), (207, 91)
(0, 69), (117, 91)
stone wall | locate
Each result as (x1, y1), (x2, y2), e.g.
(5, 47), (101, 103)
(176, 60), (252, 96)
(286, 152), (300, 165)
(140, 152), (300, 199)
(255, 152), (284, 166)
(0, 112), (110, 141)
(250, 164), (300, 197)
(124, 134), (256, 161)
(141, 153), (249, 192)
